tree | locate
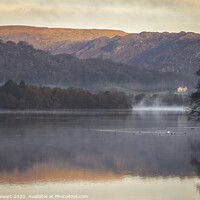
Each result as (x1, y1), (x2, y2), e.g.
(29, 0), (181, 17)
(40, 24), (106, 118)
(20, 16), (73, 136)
(190, 68), (200, 120)
(0, 80), (131, 109)
(19, 80), (26, 88)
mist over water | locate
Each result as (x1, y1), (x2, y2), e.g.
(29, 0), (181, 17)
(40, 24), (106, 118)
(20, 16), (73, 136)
(132, 93), (189, 112)
(132, 106), (187, 111)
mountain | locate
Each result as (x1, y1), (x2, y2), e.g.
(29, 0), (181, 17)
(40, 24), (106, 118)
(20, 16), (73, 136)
(0, 26), (199, 76)
(47, 32), (200, 75)
(0, 25), (128, 49)
(0, 40), (192, 91)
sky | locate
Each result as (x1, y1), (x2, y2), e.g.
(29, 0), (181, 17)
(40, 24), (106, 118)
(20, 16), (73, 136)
(0, 0), (199, 33)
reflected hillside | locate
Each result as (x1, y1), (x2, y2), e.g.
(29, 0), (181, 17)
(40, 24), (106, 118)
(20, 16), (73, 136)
(0, 163), (125, 184)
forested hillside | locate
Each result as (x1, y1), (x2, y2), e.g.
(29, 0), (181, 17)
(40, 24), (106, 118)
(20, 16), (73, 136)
(0, 41), (192, 91)
(54, 32), (199, 76)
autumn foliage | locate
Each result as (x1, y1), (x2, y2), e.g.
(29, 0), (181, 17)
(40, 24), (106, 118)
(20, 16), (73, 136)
(0, 80), (131, 109)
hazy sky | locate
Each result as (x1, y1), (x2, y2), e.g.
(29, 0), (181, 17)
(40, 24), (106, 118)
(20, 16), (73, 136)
(0, 0), (199, 33)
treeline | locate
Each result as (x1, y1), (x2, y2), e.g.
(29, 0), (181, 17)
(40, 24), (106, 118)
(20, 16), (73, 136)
(0, 80), (131, 109)
(0, 40), (192, 91)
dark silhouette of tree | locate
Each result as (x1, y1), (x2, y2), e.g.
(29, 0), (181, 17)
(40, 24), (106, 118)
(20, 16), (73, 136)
(19, 80), (26, 88)
(190, 68), (200, 120)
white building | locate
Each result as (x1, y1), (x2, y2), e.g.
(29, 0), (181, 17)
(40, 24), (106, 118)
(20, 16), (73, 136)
(177, 86), (188, 93)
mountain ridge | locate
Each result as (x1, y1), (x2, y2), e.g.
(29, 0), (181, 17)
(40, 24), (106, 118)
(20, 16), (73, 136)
(0, 25), (128, 49)
(0, 40), (193, 91)
(51, 31), (200, 75)
(0, 26), (199, 76)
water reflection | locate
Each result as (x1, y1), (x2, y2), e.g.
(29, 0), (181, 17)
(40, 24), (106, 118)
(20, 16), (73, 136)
(0, 110), (199, 200)
(191, 141), (200, 177)
(0, 110), (199, 185)
(190, 140), (200, 195)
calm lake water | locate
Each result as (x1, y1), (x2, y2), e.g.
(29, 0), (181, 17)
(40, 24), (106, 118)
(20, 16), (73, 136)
(0, 109), (199, 200)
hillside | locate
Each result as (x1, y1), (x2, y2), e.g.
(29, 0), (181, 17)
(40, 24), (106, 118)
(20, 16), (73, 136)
(0, 26), (199, 76)
(0, 41), (192, 91)
(0, 26), (128, 49)
(48, 32), (200, 75)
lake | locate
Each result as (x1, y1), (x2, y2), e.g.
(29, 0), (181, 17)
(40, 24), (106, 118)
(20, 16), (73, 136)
(0, 109), (199, 200)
